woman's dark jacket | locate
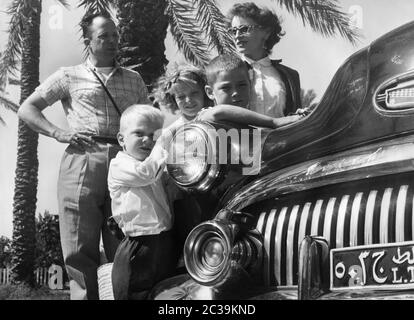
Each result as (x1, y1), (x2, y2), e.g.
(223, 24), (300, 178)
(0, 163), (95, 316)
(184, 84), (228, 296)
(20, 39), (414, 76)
(271, 59), (302, 115)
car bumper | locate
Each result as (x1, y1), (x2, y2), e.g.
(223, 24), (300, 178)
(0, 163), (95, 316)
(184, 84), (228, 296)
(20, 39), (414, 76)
(150, 274), (414, 300)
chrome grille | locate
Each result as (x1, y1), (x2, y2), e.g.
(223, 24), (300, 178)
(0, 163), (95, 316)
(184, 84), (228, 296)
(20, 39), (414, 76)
(255, 183), (414, 287)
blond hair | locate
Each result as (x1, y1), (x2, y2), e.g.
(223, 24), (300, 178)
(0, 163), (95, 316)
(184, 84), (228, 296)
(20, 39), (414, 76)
(120, 104), (164, 133)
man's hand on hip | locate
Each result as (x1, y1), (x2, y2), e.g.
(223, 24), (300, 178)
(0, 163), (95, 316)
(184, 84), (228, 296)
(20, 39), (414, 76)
(54, 129), (96, 150)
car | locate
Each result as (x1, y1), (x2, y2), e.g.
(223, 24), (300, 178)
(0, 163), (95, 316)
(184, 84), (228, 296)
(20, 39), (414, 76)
(149, 20), (414, 300)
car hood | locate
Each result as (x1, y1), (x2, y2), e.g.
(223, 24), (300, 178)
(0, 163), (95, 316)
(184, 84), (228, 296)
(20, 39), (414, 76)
(259, 20), (414, 175)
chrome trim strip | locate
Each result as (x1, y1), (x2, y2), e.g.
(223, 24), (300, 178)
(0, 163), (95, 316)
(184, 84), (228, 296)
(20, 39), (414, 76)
(364, 191), (377, 244)
(256, 211), (266, 234)
(380, 188), (393, 243)
(350, 192), (363, 247)
(226, 137), (414, 211)
(373, 69), (414, 116)
(323, 198), (337, 245)
(274, 207), (287, 285)
(286, 205), (300, 286)
(396, 185), (408, 242)
(412, 194), (414, 240)
(256, 211), (267, 284)
(336, 195), (350, 248)
(311, 200), (323, 236)
(264, 209), (276, 286)
(297, 203), (312, 251)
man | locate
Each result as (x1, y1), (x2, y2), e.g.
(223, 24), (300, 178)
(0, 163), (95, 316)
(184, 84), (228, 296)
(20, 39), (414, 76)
(18, 12), (150, 300)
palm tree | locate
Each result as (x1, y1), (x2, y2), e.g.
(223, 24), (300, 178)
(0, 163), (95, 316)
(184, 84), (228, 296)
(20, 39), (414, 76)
(115, 0), (170, 86)
(0, 0), (68, 287)
(79, 0), (358, 88)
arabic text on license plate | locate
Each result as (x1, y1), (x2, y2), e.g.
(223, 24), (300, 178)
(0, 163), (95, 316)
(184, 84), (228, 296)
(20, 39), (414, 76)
(330, 241), (414, 291)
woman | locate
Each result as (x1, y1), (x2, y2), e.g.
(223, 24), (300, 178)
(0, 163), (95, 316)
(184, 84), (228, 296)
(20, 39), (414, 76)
(227, 2), (302, 117)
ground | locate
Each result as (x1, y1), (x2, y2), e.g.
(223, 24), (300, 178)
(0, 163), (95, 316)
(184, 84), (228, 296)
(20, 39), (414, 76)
(0, 284), (70, 300)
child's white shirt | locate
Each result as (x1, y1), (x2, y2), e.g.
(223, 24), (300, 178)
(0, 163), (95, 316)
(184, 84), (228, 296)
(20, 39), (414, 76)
(107, 144), (172, 237)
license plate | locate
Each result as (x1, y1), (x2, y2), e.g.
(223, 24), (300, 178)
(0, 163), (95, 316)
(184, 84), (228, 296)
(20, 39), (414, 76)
(330, 241), (414, 291)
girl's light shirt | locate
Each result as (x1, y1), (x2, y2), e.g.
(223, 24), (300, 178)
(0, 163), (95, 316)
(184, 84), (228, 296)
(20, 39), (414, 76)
(243, 55), (287, 117)
(165, 115), (193, 132)
(107, 145), (172, 237)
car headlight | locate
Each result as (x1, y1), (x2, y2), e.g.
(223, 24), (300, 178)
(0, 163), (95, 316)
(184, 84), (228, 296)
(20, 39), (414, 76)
(167, 123), (221, 191)
(203, 237), (226, 268)
(184, 220), (233, 286)
(184, 210), (263, 286)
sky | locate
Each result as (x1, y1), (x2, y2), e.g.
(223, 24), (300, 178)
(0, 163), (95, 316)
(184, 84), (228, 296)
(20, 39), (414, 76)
(1, 0), (414, 238)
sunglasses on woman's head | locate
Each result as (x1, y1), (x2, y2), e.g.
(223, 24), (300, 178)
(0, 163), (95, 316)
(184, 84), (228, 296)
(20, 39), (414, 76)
(228, 25), (262, 36)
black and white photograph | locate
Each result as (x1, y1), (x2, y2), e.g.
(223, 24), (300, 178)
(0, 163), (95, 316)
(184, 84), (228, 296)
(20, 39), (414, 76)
(0, 0), (414, 308)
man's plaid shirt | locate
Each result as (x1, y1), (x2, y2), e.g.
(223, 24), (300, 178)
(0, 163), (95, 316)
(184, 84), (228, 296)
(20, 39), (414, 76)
(36, 60), (150, 137)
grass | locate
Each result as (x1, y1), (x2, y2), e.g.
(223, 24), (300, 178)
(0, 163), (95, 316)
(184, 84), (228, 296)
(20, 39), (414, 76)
(0, 284), (70, 300)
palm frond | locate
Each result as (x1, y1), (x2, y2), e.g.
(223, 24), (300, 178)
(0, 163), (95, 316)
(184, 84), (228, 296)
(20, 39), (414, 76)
(8, 78), (21, 86)
(56, 0), (71, 9)
(193, 0), (236, 55)
(167, 0), (210, 67)
(272, 0), (360, 44)
(0, 115), (6, 126)
(0, 0), (29, 86)
(0, 94), (19, 113)
(77, 0), (116, 15)
(0, 0), (70, 88)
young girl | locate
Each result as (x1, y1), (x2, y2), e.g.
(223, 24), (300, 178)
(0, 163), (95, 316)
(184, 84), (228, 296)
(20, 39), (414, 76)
(153, 65), (213, 132)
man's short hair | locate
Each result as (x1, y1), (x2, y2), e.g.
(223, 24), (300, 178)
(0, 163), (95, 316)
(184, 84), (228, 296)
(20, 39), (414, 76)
(80, 11), (113, 39)
(120, 104), (164, 133)
(205, 54), (249, 85)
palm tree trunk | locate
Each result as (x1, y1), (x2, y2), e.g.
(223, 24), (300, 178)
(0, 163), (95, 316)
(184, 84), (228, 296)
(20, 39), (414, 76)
(11, 0), (41, 287)
(116, 0), (169, 89)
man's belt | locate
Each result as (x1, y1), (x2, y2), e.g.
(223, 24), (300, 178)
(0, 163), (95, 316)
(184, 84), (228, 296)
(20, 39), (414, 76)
(92, 135), (119, 145)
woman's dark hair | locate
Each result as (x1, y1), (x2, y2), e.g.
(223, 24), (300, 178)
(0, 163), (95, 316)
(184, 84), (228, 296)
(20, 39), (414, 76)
(227, 2), (285, 54)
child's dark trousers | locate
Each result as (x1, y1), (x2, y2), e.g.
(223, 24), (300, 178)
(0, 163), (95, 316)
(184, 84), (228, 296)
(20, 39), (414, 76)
(111, 230), (177, 300)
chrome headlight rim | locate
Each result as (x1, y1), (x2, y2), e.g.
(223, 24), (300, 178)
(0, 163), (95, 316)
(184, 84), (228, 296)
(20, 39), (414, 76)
(184, 210), (264, 286)
(167, 125), (210, 186)
(167, 123), (221, 190)
(184, 220), (233, 286)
